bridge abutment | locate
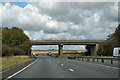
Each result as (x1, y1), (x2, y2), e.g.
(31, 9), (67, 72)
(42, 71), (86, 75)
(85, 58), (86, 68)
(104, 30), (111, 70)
(90, 44), (99, 56)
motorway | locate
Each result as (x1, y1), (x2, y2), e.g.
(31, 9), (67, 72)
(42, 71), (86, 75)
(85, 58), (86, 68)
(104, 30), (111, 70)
(9, 55), (118, 78)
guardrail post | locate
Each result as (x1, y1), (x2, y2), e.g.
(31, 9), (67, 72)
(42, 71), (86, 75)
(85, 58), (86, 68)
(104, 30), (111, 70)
(111, 59), (113, 64)
(93, 58), (95, 62)
(97, 59), (98, 62)
(82, 58), (84, 61)
(87, 58), (89, 61)
(101, 58), (104, 63)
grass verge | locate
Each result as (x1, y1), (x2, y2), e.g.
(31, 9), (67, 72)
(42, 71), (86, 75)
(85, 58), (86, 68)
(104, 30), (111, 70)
(2, 56), (33, 71)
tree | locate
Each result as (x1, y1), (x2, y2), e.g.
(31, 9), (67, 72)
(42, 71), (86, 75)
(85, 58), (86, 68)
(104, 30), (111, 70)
(113, 24), (120, 46)
(0, 27), (2, 57)
(12, 46), (25, 56)
(108, 24), (120, 46)
(2, 27), (30, 46)
(97, 43), (115, 56)
(2, 27), (32, 56)
(2, 45), (12, 57)
(2, 27), (11, 45)
(97, 24), (120, 56)
(19, 41), (32, 55)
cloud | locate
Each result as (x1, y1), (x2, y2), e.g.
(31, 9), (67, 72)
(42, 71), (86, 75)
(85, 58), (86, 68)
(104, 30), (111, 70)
(1, 2), (118, 40)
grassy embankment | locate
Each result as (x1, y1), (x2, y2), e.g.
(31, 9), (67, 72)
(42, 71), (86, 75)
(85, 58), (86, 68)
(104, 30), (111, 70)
(2, 56), (33, 71)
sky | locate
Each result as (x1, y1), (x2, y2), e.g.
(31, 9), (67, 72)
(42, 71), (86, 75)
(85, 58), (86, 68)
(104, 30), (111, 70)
(0, 1), (119, 50)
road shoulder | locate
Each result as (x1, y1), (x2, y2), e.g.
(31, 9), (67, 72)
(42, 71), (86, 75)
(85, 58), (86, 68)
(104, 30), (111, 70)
(1, 58), (37, 79)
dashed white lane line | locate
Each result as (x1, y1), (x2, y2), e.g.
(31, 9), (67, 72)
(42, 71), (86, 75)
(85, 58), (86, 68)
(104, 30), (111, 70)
(69, 69), (74, 72)
(6, 59), (38, 79)
(57, 61), (58, 63)
(61, 64), (64, 66)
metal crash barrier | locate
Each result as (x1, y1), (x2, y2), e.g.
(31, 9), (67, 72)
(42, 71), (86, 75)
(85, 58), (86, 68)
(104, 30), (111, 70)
(68, 56), (119, 64)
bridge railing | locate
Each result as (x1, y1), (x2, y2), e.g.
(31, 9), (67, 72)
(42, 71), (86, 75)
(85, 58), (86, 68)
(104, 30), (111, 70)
(68, 56), (119, 64)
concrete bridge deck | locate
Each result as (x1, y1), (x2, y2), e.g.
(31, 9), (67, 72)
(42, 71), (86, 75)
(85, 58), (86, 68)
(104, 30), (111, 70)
(30, 40), (106, 56)
(31, 40), (106, 45)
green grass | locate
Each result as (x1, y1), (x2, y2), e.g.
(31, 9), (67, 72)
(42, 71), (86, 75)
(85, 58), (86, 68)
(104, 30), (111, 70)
(2, 56), (33, 71)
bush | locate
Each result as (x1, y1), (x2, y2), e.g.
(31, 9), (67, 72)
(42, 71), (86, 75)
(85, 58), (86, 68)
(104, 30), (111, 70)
(2, 45), (12, 57)
(97, 42), (116, 56)
(12, 47), (25, 56)
(2, 27), (32, 56)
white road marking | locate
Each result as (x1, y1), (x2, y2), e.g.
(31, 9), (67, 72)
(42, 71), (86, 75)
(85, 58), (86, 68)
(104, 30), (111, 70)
(61, 64), (64, 66)
(95, 63), (120, 69)
(69, 69), (74, 72)
(84, 62), (120, 69)
(57, 61), (58, 63)
(68, 59), (120, 69)
(78, 60), (120, 69)
(6, 59), (38, 79)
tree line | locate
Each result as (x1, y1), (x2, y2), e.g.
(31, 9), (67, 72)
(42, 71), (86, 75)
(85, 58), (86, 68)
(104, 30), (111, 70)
(2, 27), (32, 57)
(97, 24), (120, 56)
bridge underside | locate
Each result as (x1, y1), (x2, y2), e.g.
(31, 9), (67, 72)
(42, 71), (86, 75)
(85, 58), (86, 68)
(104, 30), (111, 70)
(31, 40), (104, 56)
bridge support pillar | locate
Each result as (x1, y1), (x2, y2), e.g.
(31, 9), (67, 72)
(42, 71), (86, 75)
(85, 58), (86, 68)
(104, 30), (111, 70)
(58, 44), (63, 56)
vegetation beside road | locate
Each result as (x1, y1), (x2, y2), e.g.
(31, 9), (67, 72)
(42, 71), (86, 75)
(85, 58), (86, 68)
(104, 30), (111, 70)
(1, 27), (33, 71)
(97, 24), (120, 56)
(85, 24), (120, 56)
(2, 27), (32, 57)
(2, 56), (32, 71)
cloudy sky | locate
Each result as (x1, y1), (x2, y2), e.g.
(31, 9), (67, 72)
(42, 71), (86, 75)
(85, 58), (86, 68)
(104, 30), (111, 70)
(0, 1), (119, 50)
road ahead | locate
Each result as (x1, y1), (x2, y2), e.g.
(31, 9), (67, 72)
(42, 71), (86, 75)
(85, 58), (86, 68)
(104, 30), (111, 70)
(10, 55), (118, 78)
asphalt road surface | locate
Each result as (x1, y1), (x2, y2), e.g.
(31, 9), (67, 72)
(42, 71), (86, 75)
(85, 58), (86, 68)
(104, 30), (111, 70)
(10, 55), (119, 78)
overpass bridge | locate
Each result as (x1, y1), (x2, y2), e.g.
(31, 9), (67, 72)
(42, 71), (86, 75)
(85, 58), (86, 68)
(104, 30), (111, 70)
(31, 40), (106, 56)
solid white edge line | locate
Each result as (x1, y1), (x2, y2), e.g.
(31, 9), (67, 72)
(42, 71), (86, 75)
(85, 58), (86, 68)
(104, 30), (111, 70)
(80, 60), (120, 69)
(6, 59), (38, 79)
(94, 63), (120, 69)
(68, 59), (120, 69)
(92, 62), (120, 69)
(69, 69), (74, 72)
